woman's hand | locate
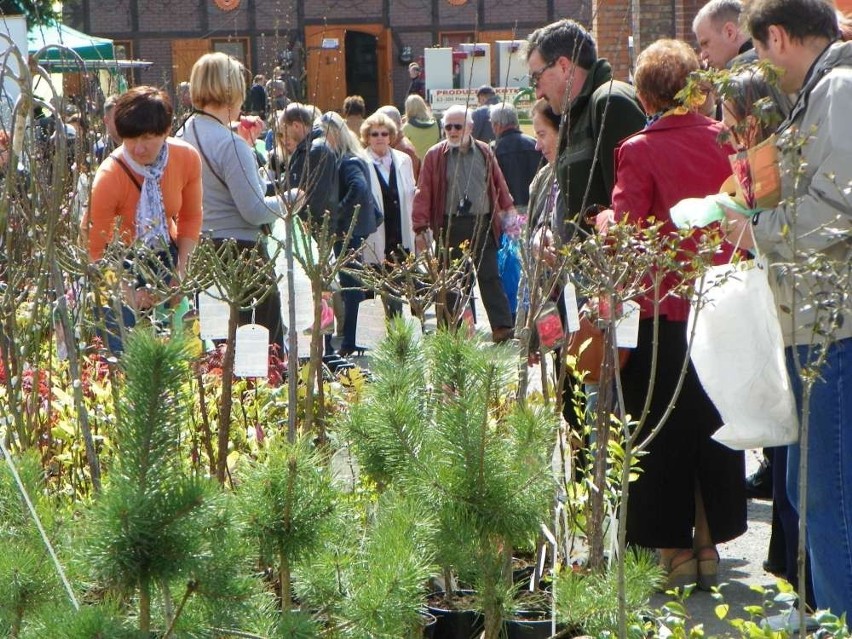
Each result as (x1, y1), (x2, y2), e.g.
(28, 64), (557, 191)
(531, 227), (556, 267)
(595, 208), (615, 235)
(721, 208), (755, 250)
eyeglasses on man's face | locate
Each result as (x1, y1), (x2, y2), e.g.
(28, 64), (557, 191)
(444, 123), (464, 131)
(529, 59), (557, 88)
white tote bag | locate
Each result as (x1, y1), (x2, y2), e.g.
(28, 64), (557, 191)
(687, 256), (799, 450)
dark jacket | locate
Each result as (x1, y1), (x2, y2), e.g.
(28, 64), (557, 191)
(338, 153), (382, 237)
(555, 58), (646, 222)
(493, 128), (543, 207)
(286, 128), (339, 229)
(472, 95), (500, 143)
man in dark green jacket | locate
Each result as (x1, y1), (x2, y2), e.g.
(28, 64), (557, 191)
(526, 19), (645, 230)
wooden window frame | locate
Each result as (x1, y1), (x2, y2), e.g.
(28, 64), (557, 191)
(211, 36), (251, 71)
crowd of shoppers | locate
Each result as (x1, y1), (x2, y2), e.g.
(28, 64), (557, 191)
(75, 2), (852, 618)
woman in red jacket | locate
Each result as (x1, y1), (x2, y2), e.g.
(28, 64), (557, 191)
(607, 39), (746, 591)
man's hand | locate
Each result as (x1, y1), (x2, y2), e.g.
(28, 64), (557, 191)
(722, 208), (755, 250)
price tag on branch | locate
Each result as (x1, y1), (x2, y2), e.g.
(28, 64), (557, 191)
(198, 286), (229, 340)
(234, 324), (269, 378)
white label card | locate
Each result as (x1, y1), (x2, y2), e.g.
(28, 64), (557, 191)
(234, 324), (269, 378)
(563, 282), (581, 333)
(198, 286), (230, 340)
(615, 300), (640, 348)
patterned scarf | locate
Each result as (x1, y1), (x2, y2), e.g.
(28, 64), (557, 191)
(121, 141), (170, 249)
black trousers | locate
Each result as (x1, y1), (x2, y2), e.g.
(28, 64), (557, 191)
(437, 216), (513, 331)
(211, 237), (284, 352)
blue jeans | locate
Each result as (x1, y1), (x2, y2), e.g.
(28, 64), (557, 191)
(786, 338), (852, 615)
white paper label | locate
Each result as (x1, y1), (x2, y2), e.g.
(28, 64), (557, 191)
(615, 300), (640, 348)
(198, 286), (230, 340)
(234, 324), (269, 378)
(563, 282), (581, 332)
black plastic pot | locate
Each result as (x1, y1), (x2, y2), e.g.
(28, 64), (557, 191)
(503, 614), (555, 639)
(421, 610), (438, 638)
(427, 590), (484, 639)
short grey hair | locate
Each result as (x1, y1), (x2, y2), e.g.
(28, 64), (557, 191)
(442, 104), (473, 124)
(489, 102), (519, 128)
(377, 105), (403, 128)
(693, 0), (743, 32)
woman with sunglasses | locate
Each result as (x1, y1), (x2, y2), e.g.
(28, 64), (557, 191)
(318, 112), (381, 357)
(360, 111), (417, 317)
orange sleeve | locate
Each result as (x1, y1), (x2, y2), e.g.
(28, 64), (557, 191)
(175, 143), (203, 242)
(85, 161), (136, 261)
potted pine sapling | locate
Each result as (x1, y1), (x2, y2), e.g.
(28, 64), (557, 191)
(80, 330), (259, 636)
(236, 434), (337, 620)
(342, 320), (556, 639)
(293, 488), (437, 639)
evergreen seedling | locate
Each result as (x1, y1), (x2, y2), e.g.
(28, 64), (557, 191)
(81, 330), (226, 634)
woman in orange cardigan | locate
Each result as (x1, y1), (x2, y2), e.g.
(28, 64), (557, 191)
(83, 86), (202, 348)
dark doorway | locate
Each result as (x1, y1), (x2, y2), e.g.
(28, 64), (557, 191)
(345, 30), (379, 114)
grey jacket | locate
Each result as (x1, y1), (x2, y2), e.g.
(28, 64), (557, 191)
(180, 115), (281, 241)
(753, 41), (852, 345)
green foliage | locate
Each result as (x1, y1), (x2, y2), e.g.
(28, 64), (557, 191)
(342, 316), (429, 489)
(295, 490), (436, 639)
(79, 330), (235, 632)
(0, 0), (57, 25)
(238, 434), (337, 569)
(0, 451), (66, 636)
(553, 548), (663, 637)
(20, 601), (140, 639)
(340, 320), (557, 639)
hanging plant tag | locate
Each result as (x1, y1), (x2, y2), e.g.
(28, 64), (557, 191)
(234, 324), (269, 378)
(615, 300), (640, 348)
(198, 286), (230, 339)
(563, 281), (581, 332)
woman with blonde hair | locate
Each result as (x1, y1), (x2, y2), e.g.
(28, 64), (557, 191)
(402, 93), (440, 159)
(179, 51), (289, 348)
(318, 111), (381, 356)
(360, 111), (416, 317)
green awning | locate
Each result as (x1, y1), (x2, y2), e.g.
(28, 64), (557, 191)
(28, 21), (114, 63)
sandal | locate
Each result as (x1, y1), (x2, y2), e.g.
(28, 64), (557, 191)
(696, 546), (720, 591)
(659, 549), (698, 592)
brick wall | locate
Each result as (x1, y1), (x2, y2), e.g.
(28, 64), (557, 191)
(675, 0), (703, 44)
(304, 0), (382, 21)
(594, 0), (633, 81)
(635, 0), (676, 53)
(87, 0), (132, 33)
(483, 0), (549, 26)
(139, 2), (200, 33)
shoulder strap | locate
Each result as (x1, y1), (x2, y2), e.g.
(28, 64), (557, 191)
(110, 154), (142, 191)
(190, 119), (229, 189)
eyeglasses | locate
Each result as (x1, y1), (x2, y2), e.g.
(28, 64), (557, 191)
(370, 130), (390, 137)
(444, 123), (464, 131)
(529, 60), (556, 89)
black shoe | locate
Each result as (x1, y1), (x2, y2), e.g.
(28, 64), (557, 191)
(746, 463), (773, 500)
(338, 345), (368, 357)
(762, 559), (786, 576)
